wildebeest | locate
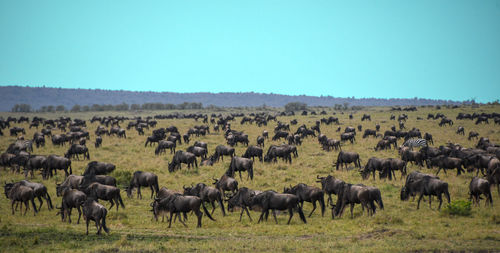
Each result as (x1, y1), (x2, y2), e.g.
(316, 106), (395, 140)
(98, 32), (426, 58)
(95, 136), (102, 148)
(242, 145), (263, 162)
(10, 127), (26, 136)
(468, 131), (479, 141)
(486, 167), (500, 196)
(184, 183), (226, 216)
(400, 148), (424, 167)
(256, 136), (265, 147)
(213, 145), (235, 162)
(284, 183), (325, 217)
(361, 157), (390, 180)
(251, 190), (307, 224)
(82, 198), (110, 235)
(400, 175), (450, 210)
(25, 155), (47, 179)
(56, 185), (86, 223)
(272, 131), (289, 141)
(213, 175), (238, 198)
(226, 156), (254, 180)
(64, 144), (90, 160)
(362, 129), (376, 138)
(17, 180), (53, 210)
(333, 183), (384, 218)
(264, 145), (295, 163)
(439, 118), (453, 127)
(469, 177), (492, 206)
(83, 161), (116, 176)
(340, 132), (356, 144)
(160, 194), (216, 228)
(4, 182), (37, 215)
(168, 151), (198, 172)
(145, 134), (164, 147)
(424, 132), (434, 145)
(322, 138), (341, 151)
(334, 151), (361, 170)
(155, 140), (176, 155)
(316, 175), (345, 206)
(186, 145), (208, 159)
(44, 155), (72, 179)
(374, 139), (391, 151)
(84, 182), (125, 211)
(124, 171), (159, 199)
(226, 187), (262, 221)
(456, 126), (465, 135)
(426, 155), (465, 176)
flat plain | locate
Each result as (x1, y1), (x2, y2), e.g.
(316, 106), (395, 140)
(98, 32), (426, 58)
(0, 105), (499, 252)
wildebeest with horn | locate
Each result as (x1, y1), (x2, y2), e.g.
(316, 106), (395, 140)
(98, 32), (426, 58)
(168, 151), (198, 172)
(83, 182), (125, 211)
(226, 156), (254, 180)
(283, 183), (325, 217)
(126, 171), (159, 199)
(4, 182), (38, 215)
(226, 187), (262, 222)
(213, 175), (238, 198)
(334, 151), (361, 170)
(82, 198), (110, 235)
(17, 180), (53, 210)
(316, 175), (345, 206)
(56, 185), (86, 224)
(400, 175), (450, 210)
(161, 194), (216, 228)
(251, 190), (307, 224)
(184, 183), (226, 216)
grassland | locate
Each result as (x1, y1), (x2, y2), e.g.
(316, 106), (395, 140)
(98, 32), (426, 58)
(0, 105), (499, 252)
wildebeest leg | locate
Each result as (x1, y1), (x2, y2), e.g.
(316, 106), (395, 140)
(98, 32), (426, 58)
(257, 210), (266, 223)
(77, 207), (82, 224)
(350, 203), (355, 218)
(86, 218), (90, 235)
(109, 199), (115, 211)
(437, 193), (443, 210)
(195, 210), (202, 228)
(150, 185), (154, 199)
(137, 186), (142, 199)
(429, 194), (432, 209)
(273, 210), (278, 224)
(287, 207), (294, 224)
(239, 171), (243, 181)
(96, 220), (101, 235)
(244, 207), (252, 221)
(239, 208), (245, 221)
(168, 212), (174, 228)
(308, 201), (317, 217)
(417, 193), (424, 209)
(37, 196), (44, 210)
(210, 200), (216, 215)
(68, 208), (73, 223)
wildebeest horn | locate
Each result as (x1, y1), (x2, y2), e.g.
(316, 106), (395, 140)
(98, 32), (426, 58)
(316, 175), (322, 179)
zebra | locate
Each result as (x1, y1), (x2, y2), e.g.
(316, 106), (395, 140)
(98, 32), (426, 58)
(402, 138), (428, 150)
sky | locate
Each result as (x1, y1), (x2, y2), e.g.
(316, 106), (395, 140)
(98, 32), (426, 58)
(1, 0), (499, 103)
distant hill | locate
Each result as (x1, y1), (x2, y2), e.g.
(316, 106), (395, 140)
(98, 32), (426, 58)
(0, 86), (462, 111)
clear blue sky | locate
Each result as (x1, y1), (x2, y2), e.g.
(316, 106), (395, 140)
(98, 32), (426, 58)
(1, 0), (499, 102)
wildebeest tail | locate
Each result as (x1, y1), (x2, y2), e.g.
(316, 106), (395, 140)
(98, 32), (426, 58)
(118, 193), (125, 208)
(102, 209), (110, 233)
(202, 202), (216, 221)
(297, 205), (307, 224)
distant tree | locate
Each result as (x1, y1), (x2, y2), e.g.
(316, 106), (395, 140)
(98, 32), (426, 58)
(11, 104), (32, 112)
(284, 102), (307, 112)
(56, 105), (65, 112)
(47, 105), (55, 112)
(114, 103), (129, 111)
(40, 106), (48, 112)
(70, 105), (81, 112)
(342, 102), (349, 110)
(82, 105), (90, 112)
(130, 104), (140, 110)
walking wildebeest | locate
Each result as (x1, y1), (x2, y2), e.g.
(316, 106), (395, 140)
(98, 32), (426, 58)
(56, 185), (86, 224)
(334, 151), (361, 170)
(251, 190), (307, 225)
(4, 182), (38, 216)
(226, 156), (254, 180)
(126, 171), (159, 199)
(84, 182), (125, 211)
(469, 177), (492, 206)
(400, 175), (450, 210)
(184, 183), (226, 216)
(82, 198), (110, 235)
(284, 183), (325, 217)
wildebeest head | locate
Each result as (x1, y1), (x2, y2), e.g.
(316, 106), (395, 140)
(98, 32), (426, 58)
(4, 182), (15, 198)
(400, 186), (410, 201)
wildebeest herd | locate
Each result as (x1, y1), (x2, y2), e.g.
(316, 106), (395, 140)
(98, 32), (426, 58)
(1, 109), (499, 236)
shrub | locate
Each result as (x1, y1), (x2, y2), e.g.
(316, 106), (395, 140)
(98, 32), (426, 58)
(112, 170), (132, 188)
(441, 200), (471, 216)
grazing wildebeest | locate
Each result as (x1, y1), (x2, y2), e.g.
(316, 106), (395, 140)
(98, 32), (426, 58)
(264, 145), (294, 163)
(145, 135), (164, 147)
(193, 141), (208, 152)
(334, 151), (361, 170)
(456, 126), (465, 135)
(469, 177), (492, 206)
(361, 157), (390, 180)
(242, 145), (263, 162)
(316, 175), (345, 206)
(25, 155), (47, 179)
(374, 139), (391, 151)
(362, 129), (377, 138)
(82, 198), (110, 235)
(251, 190), (307, 224)
(95, 136), (102, 148)
(17, 180), (53, 210)
(161, 194), (216, 228)
(64, 144), (90, 160)
(400, 176), (450, 210)
(468, 131), (479, 141)
(272, 131), (289, 141)
(56, 185), (86, 223)
(424, 132), (433, 145)
(400, 148), (424, 167)
(184, 183), (226, 216)
(226, 187), (262, 221)
(4, 182), (37, 215)
(126, 171), (159, 199)
(256, 136), (265, 147)
(386, 158), (407, 180)
(44, 155), (72, 179)
(213, 145), (235, 162)
(333, 183), (383, 218)
(10, 127), (26, 136)
(187, 145), (208, 159)
(84, 182), (125, 211)
(322, 138), (341, 151)
(200, 156), (216, 166)
(475, 116), (489, 125)
(284, 183), (325, 217)
(226, 156), (254, 180)
(340, 132), (356, 144)
(213, 175), (238, 198)
(155, 140), (176, 155)
(83, 161), (116, 176)
(183, 134), (190, 144)
(439, 118), (453, 127)
(426, 155), (465, 176)
(168, 151), (198, 172)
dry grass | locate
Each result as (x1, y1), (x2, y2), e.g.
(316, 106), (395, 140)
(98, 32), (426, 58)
(0, 105), (499, 252)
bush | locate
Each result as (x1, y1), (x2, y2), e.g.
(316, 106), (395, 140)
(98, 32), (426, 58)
(441, 200), (471, 216)
(111, 170), (132, 188)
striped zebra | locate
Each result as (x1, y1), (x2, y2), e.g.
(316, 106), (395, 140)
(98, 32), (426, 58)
(402, 138), (428, 149)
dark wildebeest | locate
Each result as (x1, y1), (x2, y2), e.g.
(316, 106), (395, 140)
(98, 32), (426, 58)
(242, 145), (263, 162)
(316, 175), (345, 206)
(65, 144), (90, 160)
(161, 194), (216, 228)
(284, 183), (325, 217)
(264, 145), (295, 163)
(84, 182), (125, 211)
(426, 155), (465, 176)
(184, 183), (226, 216)
(251, 190), (307, 224)
(340, 132), (356, 144)
(486, 167), (500, 196)
(400, 148), (424, 167)
(400, 176), (450, 210)
(4, 182), (37, 216)
(25, 155), (47, 179)
(18, 180), (53, 210)
(168, 151), (198, 172)
(213, 145), (235, 162)
(56, 185), (86, 224)
(469, 177), (492, 206)
(44, 155), (72, 179)
(272, 131), (289, 141)
(335, 151), (361, 170)
(322, 139), (341, 151)
(83, 161), (116, 176)
(213, 175), (238, 198)
(468, 131), (479, 141)
(262, 130), (269, 139)
(126, 171), (159, 199)
(362, 129), (376, 138)
(361, 157), (390, 180)
(226, 156), (254, 180)
(145, 135), (164, 147)
(200, 156), (216, 166)
(424, 132), (433, 145)
(333, 183), (384, 218)
(194, 141), (208, 153)
(226, 187), (262, 221)
(257, 136), (265, 147)
(155, 140), (176, 155)
(95, 136), (102, 148)
(82, 198), (110, 235)
(439, 118), (453, 127)
(183, 134), (190, 144)
(374, 139), (391, 151)
(456, 126), (465, 135)
(386, 158), (407, 180)
(187, 145), (208, 159)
